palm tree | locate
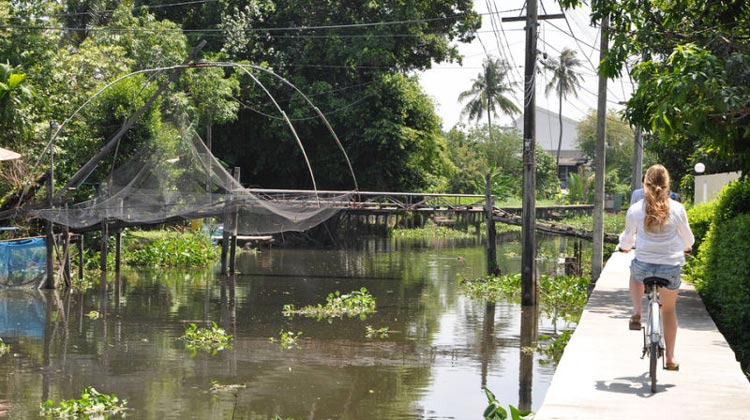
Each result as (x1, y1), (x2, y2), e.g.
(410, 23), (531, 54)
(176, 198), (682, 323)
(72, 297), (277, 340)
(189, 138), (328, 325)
(543, 48), (584, 167)
(458, 57), (520, 139)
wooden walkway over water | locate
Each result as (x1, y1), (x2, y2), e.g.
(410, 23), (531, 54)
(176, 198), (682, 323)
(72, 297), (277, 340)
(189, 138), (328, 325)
(248, 189), (617, 242)
(535, 252), (750, 419)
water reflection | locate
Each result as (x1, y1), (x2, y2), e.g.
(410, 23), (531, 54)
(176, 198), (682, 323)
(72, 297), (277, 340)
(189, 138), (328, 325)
(0, 236), (575, 419)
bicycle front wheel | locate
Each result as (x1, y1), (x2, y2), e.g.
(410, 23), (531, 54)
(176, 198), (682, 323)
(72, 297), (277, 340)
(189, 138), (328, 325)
(650, 340), (658, 393)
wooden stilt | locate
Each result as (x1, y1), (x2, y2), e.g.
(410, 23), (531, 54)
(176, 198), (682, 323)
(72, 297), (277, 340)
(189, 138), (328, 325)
(78, 234), (84, 280)
(100, 221), (108, 272)
(115, 230), (122, 272)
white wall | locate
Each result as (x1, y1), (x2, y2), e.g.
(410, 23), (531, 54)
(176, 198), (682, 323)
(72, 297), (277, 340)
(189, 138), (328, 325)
(694, 172), (741, 205)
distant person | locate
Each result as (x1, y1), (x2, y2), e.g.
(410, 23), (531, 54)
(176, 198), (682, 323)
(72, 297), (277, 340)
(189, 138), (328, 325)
(631, 174), (679, 205)
(617, 164), (694, 371)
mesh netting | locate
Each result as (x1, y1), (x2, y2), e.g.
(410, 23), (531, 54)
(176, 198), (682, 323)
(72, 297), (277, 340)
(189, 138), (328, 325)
(32, 120), (351, 234)
(0, 237), (46, 287)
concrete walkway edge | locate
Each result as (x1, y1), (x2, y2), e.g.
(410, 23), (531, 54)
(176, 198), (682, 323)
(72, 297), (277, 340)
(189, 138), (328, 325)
(534, 252), (750, 420)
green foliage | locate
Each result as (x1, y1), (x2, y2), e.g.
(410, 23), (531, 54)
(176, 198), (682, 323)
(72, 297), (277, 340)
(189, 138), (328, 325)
(539, 275), (590, 325)
(459, 273), (522, 301)
(390, 224), (475, 239)
(365, 325), (390, 339)
(283, 288), (376, 321)
(482, 388), (531, 420)
(459, 57), (520, 124)
(127, 232), (219, 267)
(561, 212), (625, 235)
(538, 330), (573, 365)
(687, 200), (718, 255)
(460, 274), (590, 327)
(566, 170), (594, 204)
(576, 110), (635, 184)
(712, 180), (750, 225)
(40, 386), (127, 419)
(693, 214), (750, 370)
(0, 61), (33, 145)
(180, 322), (233, 355)
(0, 337), (10, 356)
(270, 330), (303, 350)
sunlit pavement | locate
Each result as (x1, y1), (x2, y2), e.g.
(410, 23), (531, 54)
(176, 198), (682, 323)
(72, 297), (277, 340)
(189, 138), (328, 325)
(534, 251), (750, 419)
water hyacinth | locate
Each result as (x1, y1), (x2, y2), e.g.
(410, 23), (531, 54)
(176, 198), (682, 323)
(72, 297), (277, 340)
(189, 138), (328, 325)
(282, 287), (376, 321)
(180, 322), (233, 355)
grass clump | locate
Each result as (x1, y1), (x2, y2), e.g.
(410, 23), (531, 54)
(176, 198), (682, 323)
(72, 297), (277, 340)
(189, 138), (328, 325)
(283, 288), (376, 321)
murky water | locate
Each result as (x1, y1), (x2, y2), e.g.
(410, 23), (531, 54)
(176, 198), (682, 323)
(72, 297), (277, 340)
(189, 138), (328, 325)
(0, 235), (577, 419)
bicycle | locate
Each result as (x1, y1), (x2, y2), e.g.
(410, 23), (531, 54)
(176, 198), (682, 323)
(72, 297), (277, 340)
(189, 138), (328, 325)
(641, 275), (670, 393)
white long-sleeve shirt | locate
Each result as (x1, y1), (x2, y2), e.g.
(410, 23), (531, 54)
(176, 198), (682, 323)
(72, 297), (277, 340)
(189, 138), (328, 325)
(618, 199), (695, 266)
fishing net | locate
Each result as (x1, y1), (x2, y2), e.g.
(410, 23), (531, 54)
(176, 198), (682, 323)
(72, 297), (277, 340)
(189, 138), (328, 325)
(31, 118), (351, 234)
(27, 62), (355, 235)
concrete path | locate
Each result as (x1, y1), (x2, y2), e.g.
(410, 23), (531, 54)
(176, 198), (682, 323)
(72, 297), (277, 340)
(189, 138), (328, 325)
(534, 251), (750, 420)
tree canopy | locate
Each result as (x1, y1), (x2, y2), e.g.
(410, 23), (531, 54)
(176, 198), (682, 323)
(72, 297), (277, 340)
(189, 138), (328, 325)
(560, 0), (750, 177)
(0, 0), (481, 201)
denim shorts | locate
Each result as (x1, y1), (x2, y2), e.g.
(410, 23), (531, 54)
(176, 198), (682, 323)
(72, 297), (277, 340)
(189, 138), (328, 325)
(630, 258), (682, 290)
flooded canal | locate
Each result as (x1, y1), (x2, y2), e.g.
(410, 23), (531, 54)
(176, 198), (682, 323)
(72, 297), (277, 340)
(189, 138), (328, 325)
(0, 235), (580, 419)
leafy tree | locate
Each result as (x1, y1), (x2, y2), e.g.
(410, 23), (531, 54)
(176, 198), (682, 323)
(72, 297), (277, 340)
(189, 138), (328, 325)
(542, 48), (584, 167)
(559, 0), (750, 177)
(0, 62), (33, 146)
(443, 124), (559, 199)
(576, 111), (635, 184)
(444, 124), (522, 196)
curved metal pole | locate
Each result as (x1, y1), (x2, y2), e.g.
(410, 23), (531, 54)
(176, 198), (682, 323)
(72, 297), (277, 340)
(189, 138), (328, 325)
(19, 59), (356, 211)
(234, 63), (359, 192)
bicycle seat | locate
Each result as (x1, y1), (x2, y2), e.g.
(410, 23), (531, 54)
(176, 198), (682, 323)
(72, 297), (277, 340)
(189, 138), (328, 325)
(643, 276), (671, 287)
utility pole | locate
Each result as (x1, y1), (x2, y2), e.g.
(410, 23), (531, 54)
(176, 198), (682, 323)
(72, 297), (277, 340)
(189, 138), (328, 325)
(592, 15), (610, 282)
(631, 127), (643, 193)
(504, 6), (563, 307)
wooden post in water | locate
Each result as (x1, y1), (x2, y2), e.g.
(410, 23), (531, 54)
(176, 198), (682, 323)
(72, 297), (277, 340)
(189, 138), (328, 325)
(100, 221), (108, 272)
(228, 167), (240, 274)
(485, 172), (498, 275)
(78, 234), (84, 280)
(44, 168), (55, 289)
(115, 230), (122, 272)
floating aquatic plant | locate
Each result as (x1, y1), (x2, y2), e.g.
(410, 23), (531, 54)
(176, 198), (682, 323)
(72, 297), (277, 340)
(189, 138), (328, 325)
(282, 288), (376, 321)
(40, 386), (127, 418)
(180, 322), (233, 355)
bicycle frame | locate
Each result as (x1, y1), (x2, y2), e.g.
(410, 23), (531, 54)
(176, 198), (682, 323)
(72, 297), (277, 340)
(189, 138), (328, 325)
(641, 276), (670, 393)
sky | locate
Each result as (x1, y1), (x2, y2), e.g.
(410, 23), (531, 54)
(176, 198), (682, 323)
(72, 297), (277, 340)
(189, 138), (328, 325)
(418, 0), (634, 131)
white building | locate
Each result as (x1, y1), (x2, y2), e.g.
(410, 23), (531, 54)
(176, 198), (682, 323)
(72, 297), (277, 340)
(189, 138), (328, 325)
(513, 107), (587, 188)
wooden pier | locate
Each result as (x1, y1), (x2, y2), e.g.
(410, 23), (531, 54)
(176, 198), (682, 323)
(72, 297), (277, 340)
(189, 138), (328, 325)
(534, 252), (750, 419)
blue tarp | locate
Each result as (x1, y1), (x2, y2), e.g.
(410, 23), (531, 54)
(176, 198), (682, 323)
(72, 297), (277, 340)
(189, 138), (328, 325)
(0, 237), (46, 287)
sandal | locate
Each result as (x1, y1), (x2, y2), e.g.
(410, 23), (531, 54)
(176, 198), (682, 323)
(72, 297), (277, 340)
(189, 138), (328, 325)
(629, 314), (641, 330)
(665, 363), (680, 371)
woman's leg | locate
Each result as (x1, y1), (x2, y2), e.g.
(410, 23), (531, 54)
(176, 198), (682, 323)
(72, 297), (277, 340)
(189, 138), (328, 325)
(660, 288), (679, 365)
(630, 276), (644, 316)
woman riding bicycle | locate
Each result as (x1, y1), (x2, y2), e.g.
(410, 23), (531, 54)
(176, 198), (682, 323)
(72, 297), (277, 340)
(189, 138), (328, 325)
(617, 164), (695, 371)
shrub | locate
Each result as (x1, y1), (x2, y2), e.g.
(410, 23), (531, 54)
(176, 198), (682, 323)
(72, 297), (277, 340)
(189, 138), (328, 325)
(687, 199), (717, 255)
(713, 179), (750, 224)
(694, 214), (750, 369)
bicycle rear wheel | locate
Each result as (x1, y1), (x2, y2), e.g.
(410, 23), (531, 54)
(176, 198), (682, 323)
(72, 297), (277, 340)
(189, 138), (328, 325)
(650, 340), (658, 393)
